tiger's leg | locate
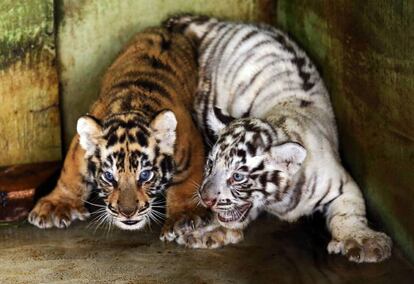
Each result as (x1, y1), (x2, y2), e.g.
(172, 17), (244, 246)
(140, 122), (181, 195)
(324, 172), (392, 263)
(28, 136), (90, 228)
(160, 177), (212, 242)
(176, 218), (244, 249)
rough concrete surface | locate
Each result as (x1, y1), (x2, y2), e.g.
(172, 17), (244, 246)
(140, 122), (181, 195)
(1, 215), (413, 284)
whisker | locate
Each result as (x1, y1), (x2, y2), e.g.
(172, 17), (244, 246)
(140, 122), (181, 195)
(87, 211), (107, 229)
(151, 210), (166, 219)
(149, 211), (163, 227)
(94, 213), (110, 233)
(106, 215), (114, 237)
(91, 208), (107, 215)
(145, 215), (153, 232)
(150, 205), (166, 209)
(82, 199), (106, 208)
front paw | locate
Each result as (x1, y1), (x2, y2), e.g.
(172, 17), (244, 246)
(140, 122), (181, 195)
(327, 230), (392, 263)
(179, 227), (243, 249)
(160, 213), (212, 242)
(28, 197), (89, 229)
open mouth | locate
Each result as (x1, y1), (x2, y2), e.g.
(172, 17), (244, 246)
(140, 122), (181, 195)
(121, 220), (140, 226)
(216, 203), (252, 223)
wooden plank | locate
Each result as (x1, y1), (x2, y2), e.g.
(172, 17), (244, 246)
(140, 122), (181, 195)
(0, 162), (60, 222)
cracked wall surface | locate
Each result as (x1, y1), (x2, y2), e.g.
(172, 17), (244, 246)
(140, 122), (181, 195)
(274, 0), (414, 262)
(0, 0), (61, 166)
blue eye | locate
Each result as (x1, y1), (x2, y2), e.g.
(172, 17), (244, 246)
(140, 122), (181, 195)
(139, 170), (154, 182)
(232, 172), (246, 183)
(103, 171), (115, 182)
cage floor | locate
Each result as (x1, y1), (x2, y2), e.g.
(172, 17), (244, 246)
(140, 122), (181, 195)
(0, 214), (413, 283)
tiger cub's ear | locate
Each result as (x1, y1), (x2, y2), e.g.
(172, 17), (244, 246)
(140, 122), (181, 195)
(269, 142), (307, 176)
(150, 110), (177, 154)
(77, 115), (103, 155)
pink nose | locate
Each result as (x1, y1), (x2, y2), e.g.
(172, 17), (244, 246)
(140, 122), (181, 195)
(202, 198), (217, 208)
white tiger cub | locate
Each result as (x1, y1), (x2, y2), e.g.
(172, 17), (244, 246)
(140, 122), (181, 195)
(165, 15), (392, 263)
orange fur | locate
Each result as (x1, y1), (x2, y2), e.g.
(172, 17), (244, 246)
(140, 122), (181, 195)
(29, 28), (206, 235)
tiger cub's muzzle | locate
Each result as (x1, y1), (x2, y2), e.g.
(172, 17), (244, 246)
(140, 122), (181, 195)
(106, 187), (152, 230)
(198, 181), (253, 225)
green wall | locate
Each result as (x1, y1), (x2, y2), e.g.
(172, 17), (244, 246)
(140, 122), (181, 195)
(274, 0), (414, 262)
(0, 0), (61, 166)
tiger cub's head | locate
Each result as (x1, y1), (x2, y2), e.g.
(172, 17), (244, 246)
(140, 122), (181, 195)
(77, 110), (176, 230)
(199, 118), (307, 229)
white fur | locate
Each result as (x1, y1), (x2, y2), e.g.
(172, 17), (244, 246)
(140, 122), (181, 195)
(77, 116), (102, 155)
(178, 17), (392, 262)
(150, 110), (177, 154)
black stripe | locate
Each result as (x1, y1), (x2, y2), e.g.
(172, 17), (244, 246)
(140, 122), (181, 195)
(312, 179), (332, 211)
(246, 70), (294, 114)
(176, 149), (191, 175)
(208, 25), (235, 97)
(122, 70), (177, 88)
(140, 103), (157, 117)
(87, 159), (97, 176)
(160, 155), (174, 177)
(273, 34), (296, 54)
(238, 30), (259, 45)
(106, 133), (118, 147)
(112, 78), (172, 101)
(308, 174), (317, 199)
(170, 177), (187, 186)
(199, 22), (228, 54)
(120, 93), (133, 111)
(107, 91), (162, 107)
(118, 133), (126, 144)
(250, 161), (265, 173)
(137, 131), (148, 147)
(246, 142), (256, 156)
(216, 26), (244, 64)
(256, 53), (276, 63)
(234, 59), (278, 115)
(140, 54), (173, 72)
(283, 173), (305, 213)
(201, 90), (217, 145)
(291, 57), (314, 91)
(213, 106), (235, 125)
(226, 51), (256, 99)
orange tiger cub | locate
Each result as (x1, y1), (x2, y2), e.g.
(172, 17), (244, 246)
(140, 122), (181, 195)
(28, 27), (206, 238)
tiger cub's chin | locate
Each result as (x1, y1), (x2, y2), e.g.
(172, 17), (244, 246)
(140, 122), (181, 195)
(113, 218), (148, 231)
(214, 204), (254, 230)
(216, 217), (250, 231)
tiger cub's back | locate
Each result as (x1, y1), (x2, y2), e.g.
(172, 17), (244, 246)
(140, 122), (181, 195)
(90, 28), (198, 118)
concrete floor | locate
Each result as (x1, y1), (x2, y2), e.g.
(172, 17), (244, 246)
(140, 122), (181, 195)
(0, 215), (413, 284)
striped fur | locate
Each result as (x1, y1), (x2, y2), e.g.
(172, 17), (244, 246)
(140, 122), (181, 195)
(29, 28), (206, 234)
(166, 16), (392, 263)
